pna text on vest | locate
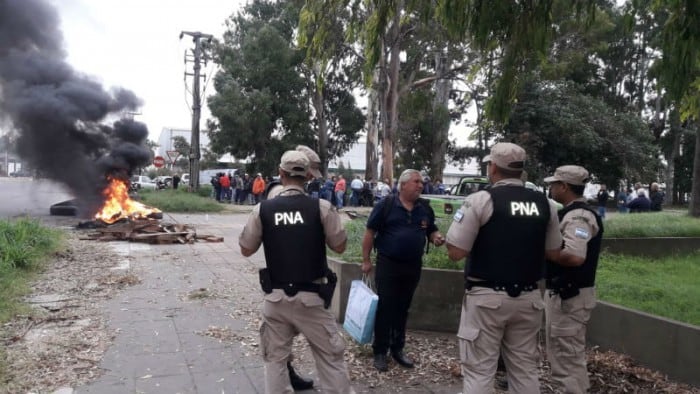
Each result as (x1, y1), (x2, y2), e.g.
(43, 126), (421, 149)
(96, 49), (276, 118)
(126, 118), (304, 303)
(274, 211), (305, 225)
(510, 201), (540, 216)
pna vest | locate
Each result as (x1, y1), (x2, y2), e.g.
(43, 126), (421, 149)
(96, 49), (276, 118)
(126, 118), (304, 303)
(260, 194), (327, 284)
(546, 201), (603, 288)
(468, 186), (551, 284)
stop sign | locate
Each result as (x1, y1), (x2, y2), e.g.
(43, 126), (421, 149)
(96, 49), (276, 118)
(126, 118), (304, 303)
(153, 156), (165, 168)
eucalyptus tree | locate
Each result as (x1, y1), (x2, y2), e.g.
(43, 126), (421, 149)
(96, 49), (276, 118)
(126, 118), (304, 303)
(298, 1), (365, 177)
(301, 0), (471, 183)
(299, 0), (606, 185)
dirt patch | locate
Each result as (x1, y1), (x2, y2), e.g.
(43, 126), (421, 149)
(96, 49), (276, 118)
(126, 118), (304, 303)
(0, 234), (136, 394)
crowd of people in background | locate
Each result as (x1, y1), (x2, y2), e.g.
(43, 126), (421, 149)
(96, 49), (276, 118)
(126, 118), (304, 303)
(210, 171), (269, 205)
(615, 182), (665, 214)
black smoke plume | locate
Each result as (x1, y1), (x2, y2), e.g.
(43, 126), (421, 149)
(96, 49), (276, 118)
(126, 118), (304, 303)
(0, 0), (152, 216)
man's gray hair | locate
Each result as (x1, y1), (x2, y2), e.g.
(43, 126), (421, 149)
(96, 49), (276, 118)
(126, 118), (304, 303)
(397, 169), (421, 193)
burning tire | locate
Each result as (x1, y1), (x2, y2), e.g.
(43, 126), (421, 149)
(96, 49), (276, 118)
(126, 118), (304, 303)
(50, 199), (78, 216)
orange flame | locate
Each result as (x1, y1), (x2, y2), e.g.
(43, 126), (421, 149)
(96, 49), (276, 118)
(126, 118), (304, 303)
(94, 177), (161, 224)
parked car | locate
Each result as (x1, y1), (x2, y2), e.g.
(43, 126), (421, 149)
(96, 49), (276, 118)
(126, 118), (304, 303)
(9, 169), (33, 177)
(130, 175), (157, 190)
(181, 173), (190, 186)
(155, 176), (173, 189)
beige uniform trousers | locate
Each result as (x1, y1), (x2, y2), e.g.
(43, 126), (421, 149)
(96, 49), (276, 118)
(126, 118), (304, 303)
(545, 287), (596, 394)
(458, 288), (545, 394)
(260, 289), (354, 394)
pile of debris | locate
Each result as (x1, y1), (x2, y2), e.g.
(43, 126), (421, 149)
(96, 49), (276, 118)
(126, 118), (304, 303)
(78, 219), (223, 244)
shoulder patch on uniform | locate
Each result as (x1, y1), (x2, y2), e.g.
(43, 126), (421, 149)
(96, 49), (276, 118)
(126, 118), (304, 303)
(453, 209), (464, 223)
(570, 215), (590, 224)
(574, 227), (589, 239)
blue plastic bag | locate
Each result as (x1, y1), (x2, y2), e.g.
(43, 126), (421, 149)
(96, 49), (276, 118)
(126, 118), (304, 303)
(343, 279), (378, 344)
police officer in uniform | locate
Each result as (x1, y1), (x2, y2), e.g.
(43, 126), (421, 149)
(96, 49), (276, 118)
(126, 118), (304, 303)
(267, 145), (323, 200)
(445, 142), (562, 393)
(264, 145), (323, 390)
(544, 165), (603, 394)
(239, 151), (354, 394)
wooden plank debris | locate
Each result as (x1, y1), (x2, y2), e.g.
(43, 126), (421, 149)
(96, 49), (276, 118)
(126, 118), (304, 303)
(78, 220), (222, 244)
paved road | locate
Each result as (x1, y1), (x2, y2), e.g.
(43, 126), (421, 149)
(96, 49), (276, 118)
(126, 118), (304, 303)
(0, 177), (74, 219)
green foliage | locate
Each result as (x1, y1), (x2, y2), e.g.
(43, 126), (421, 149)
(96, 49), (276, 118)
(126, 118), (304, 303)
(137, 189), (225, 213)
(597, 252), (700, 325)
(207, 0), (313, 176)
(0, 219), (62, 270)
(0, 219), (63, 323)
(657, 0), (700, 117)
(604, 211), (700, 238)
(504, 80), (658, 186)
(397, 89), (452, 175)
(209, 0), (363, 177)
(334, 215), (462, 270)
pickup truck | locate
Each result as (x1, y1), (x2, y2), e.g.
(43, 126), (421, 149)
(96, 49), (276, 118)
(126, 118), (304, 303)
(422, 176), (561, 218)
(422, 175), (489, 217)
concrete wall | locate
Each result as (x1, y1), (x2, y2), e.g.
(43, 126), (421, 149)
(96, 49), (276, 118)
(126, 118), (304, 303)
(328, 259), (700, 387)
(328, 258), (463, 332)
(603, 237), (700, 258)
(588, 301), (700, 387)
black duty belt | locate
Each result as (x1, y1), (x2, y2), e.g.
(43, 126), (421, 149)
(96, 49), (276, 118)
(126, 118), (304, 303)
(466, 280), (538, 298)
(272, 282), (321, 297)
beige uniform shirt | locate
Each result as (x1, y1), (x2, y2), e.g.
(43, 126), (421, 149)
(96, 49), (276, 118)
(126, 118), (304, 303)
(559, 198), (599, 258)
(238, 184), (346, 251)
(267, 183), (283, 199)
(446, 178), (562, 254)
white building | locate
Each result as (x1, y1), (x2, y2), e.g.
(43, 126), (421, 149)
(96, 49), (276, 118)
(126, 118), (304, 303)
(329, 141), (480, 186)
(157, 128), (479, 184)
(156, 127), (210, 163)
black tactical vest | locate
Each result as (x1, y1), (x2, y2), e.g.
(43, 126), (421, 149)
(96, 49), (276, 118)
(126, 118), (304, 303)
(468, 185), (551, 284)
(260, 194), (327, 284)
(546, 201), (603, 288)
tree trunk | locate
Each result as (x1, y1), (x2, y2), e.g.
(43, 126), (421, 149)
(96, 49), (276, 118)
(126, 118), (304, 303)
(690, 126), (700, 217)
(313, 84), (328, 178)
(430, 50), (451, 181)
(381, 6), (401, 185)
(366, 67), (381, 183)
(664, 110), (681, 205)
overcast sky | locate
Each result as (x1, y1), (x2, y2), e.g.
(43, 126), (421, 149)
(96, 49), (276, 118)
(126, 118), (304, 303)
(49, 0), (245, 143)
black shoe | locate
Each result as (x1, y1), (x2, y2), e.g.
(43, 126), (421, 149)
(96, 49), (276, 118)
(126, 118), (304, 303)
(287, 362), (314, 391)
(391, 351), (414, 368)
(373, 353), (389, 372)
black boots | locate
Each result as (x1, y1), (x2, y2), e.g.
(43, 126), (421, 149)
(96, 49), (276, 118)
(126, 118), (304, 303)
(287, 361), (314, 391)
(373, 353), (389, 372)
(391, 350), (414, 368)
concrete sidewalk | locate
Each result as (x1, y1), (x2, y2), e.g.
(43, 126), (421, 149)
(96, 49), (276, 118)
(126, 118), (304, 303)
(73, 212), (462, 394)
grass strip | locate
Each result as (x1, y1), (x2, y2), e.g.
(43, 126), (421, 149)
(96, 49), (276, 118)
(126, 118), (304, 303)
(597, 253), (700, 326)
(138, 188), (225, 213)
(0, 218), (64, 383)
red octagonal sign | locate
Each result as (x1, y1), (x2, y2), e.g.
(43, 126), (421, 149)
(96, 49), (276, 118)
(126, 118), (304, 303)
(153, 155), (165, 168)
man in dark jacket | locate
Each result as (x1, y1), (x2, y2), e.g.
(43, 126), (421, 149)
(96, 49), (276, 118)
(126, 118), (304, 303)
(649, 182), (664, 211)
(596, 184), (609, 219)
(628, 191), (651, 212)
(361, 169), (445, 372)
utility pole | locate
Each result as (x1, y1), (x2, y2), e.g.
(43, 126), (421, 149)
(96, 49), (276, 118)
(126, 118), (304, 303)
(180, 31), (212, 191)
